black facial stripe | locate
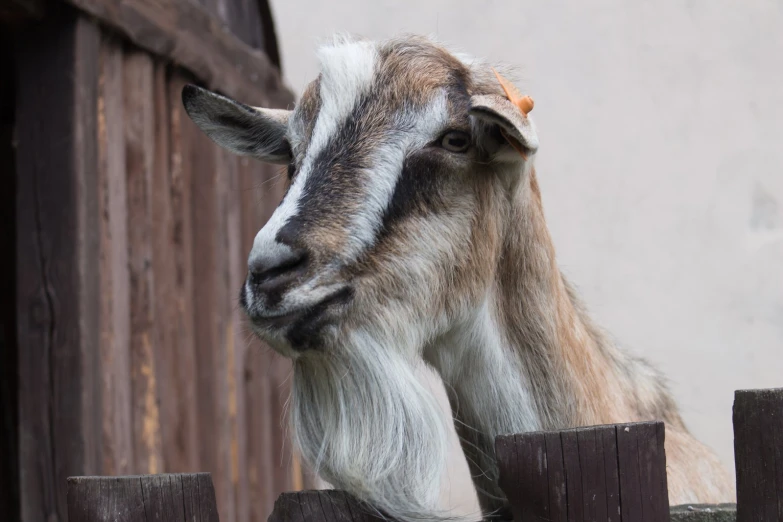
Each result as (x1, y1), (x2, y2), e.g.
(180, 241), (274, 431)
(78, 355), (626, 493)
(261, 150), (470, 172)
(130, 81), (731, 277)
(281, 93), (394, 243)
(378, 154), (444, 239)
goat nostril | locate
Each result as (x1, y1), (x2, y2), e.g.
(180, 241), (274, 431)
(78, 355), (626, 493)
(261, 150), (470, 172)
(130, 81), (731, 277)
(248, 249), (308, 287)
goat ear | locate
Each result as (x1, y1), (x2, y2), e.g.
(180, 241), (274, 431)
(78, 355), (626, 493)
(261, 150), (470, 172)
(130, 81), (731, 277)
(469, 94), (539, 160)
(181, 84), (292, 164)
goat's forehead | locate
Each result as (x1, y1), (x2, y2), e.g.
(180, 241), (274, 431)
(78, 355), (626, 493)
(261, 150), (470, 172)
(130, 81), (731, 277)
(295, 39), (470, 122)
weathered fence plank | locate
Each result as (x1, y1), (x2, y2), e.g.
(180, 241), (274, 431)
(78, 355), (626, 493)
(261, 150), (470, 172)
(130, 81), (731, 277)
(163, 71), (201, 473)
(16, 12), (102, 521)
(64, 0), (289, 106)
(67, 473), (219, 522)
(151, 59), (181, 476)
(268, 491), (388, 522)
(185, 90), (238, 521)
(224, 149), (251, 522)
(733, 388), (783, 522)
(124, 48), (165, 476)
(97, 32), (134, 477)
(496, 421), (668, 522)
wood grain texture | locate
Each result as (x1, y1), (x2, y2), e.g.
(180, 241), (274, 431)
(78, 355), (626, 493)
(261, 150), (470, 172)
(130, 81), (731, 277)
(15, 12), (102, 522)
(124, 49), (164, 475)
(185, 88), (237, 521)
(599, 424), (621, 522)
(163, 71), (200, 473)
(67, 473), (219, 522)
(224, 149), (250, 522)
(151, 59), (183, 476)
(65, 0), (293, 108)
(496, 422), (668, 522)
(561, 429), (584, 522)
(544, 431), (568, 522)
(268, 491), (390, 522)
(97, 32), (134, 477)
(733, 388), (783, 522)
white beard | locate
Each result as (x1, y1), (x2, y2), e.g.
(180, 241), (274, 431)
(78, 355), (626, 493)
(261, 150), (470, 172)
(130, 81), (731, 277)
(290, 329), (450, 521)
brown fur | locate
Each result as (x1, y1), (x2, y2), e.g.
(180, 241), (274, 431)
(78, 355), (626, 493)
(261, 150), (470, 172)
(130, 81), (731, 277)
(184, 34), (736, 517)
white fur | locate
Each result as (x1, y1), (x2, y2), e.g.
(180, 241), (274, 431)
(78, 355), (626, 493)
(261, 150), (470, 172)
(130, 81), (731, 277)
(345, 92), (450, 259)
(247, 40), (378, 301)
(291, 329), (450, 521)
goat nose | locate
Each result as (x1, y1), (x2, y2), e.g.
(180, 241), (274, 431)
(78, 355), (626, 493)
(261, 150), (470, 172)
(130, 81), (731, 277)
(248, 246), (309, 288)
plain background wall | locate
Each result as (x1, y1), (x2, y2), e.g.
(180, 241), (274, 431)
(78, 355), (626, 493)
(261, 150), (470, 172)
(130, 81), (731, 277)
(268, 0), (782, 517)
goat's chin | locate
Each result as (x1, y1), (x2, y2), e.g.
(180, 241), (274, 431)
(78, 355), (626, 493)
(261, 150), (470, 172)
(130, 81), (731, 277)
(290, 330), (451, 522)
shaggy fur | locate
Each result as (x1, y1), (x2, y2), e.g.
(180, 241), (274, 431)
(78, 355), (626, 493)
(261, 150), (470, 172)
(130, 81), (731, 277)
(182, 34), (735, 521)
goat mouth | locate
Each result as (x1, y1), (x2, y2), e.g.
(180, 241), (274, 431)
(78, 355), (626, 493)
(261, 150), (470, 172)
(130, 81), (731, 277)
(247, 286), (354, 347)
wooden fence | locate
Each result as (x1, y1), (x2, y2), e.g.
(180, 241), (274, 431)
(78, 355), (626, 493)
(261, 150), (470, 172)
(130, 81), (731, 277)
(4, 2), (302, 522)
(66, 388), (782, 521)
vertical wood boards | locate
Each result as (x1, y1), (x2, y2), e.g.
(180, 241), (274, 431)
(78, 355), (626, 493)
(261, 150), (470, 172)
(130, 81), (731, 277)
(16, 11), (102, 522)
(164, 72), (200, 473)
(224, 148), (250, 522)
(16, 11), (295, 520)
(97, 33), (133, 477)
(123, 48), (164, 476)
(67, 473), (220, 522)
(496, 422), (668, 522)
(733, 388), (783, 522)
(184, 78), (235, 521)
(267, 491), (389, 522)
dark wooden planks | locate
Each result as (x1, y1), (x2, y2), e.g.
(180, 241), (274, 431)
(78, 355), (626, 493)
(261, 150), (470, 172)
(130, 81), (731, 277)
(545, 431), (568, 522)
(268, 491), (390, 522)
(15, 12), (102, 522)
(560, 429), (584, 522)
(163, 71), (200, 473)
(66, 473), (220, 522)
(733, 388), (783, 522)
(65, 0), (292, 107)
(599, 424), (621, 521)
(200, 0), (265, 51)
(124, 49), (164, 475)
(496, 421), (668, 522)
(151, 59), (184, 476)
(616, 422), (669, 522)
(97, 32), (134, 477)
(577, 428), (606, 522)
(185, 81), (237, 521)
(224, 148), (250, 522)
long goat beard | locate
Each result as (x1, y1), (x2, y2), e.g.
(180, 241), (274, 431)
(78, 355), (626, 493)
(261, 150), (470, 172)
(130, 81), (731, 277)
(290, 330), (450, 521)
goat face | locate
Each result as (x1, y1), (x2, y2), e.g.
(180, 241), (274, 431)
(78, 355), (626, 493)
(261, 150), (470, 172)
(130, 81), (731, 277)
(183, 35), (539, 357)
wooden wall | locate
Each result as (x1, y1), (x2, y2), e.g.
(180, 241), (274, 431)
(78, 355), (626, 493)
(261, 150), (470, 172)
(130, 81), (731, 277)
(12, 4), (297, 522)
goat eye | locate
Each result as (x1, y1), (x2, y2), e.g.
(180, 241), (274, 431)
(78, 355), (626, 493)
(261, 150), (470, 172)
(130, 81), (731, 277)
(440, 131), (471, 153)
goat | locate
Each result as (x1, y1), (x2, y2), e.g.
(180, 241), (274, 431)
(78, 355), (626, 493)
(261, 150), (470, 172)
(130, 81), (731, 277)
(182, 34), (735, 521)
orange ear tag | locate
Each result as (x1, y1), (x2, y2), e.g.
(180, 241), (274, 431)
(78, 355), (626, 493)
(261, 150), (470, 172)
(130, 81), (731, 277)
(492, 68), (534, 116)
(492, 68), (534, 160)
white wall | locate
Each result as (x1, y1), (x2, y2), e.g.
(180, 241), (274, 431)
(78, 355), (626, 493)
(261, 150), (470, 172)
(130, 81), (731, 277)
(268, 0), (783, 517)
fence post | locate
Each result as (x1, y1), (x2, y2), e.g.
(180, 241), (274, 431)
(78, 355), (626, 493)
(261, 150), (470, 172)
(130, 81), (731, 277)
(733, 388), (783, 522)
(495, 421), (669, 522)
(268, 490), (389, 522)
(66, 473), (220, 522)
